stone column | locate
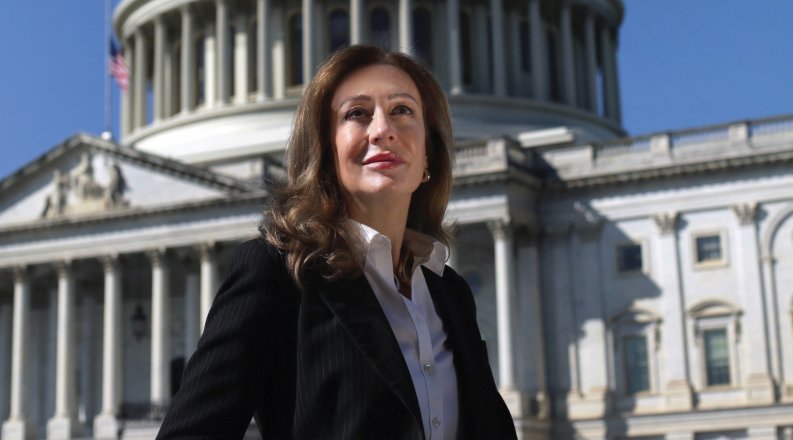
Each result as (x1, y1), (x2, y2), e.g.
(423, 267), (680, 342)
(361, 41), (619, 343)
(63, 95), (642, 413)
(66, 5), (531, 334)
(47, 262), (77, 440)
(488, 0), (506, 97)
(0, 303), (11, 426)
(204, 20), (217, 107)
(180, 5), (195, 114)
(153, 16), (166, 122)
(163, 37), (175, 117)
(398, 0), (413, 55)
(184, 273), (200, 356)
(446, 0), (462, 95)
(2, 267), (32, 440)
(121, 38), (133, 136)
(350, 0), (363, 44)
(94, 257), (122, 439)
(732, 203), (776, 403)
(559, 2), (577, 106)
(257, 0), (273, 100)
(148, 249), (171, 415)
(133, 30), (148, 128)
(233, 13), (249, 104)
(216, 0), (231, 105)
(302, 0), (315, 84)
(488, 220), (516, 390)
(599, 24), (621, 123)
(528, 0), (547, 100)
(197, 243), (218, 334)
(653, 212), (693, 411)
(583, 12), (598, 112)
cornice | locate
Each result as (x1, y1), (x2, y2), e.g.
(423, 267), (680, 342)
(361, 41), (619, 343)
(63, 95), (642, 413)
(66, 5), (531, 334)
(0, 191), (268, 238)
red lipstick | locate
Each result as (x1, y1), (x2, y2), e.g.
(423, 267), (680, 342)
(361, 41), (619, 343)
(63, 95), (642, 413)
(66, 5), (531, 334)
(362, 152), (404, 169)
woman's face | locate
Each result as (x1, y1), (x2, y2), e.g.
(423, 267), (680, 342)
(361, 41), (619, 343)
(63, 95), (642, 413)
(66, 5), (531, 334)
(330, 64), (426, 213)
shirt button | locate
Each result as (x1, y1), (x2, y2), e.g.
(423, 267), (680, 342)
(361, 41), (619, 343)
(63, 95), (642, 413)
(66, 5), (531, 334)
(423, 363), (435, 374)
(432, 417), (441, 428)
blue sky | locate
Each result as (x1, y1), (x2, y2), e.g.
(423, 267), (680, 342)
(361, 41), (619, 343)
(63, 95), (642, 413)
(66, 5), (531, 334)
(1, 0), (792, 180)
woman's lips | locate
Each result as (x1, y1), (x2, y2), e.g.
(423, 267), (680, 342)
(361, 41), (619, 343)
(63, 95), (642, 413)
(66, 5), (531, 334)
(363, 152), (404, 169)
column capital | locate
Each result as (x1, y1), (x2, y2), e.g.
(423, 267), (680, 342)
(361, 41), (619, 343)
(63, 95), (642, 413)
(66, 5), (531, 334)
(53, 260), (73, 279)
(146, 248), (169, 268)
(732, 202), (759, 226)
(195, 241), (217, 261)
(653, 212), (679, 235)
(487, 219), (513, 240)
(101, 255), (121, 274)
(11, 265), (28, 283)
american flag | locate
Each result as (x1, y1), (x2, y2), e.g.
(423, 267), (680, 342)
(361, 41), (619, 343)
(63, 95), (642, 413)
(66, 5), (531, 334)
(110, 39), (129, 92)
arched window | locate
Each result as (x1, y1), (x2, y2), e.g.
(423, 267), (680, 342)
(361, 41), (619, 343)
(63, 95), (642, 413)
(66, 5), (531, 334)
(460, 11), (473, 86)
(412, 7), (432, 65)
(370, 7), (391, 50)
(608, 307), (661, 398)
(329, 9), (350, 53)
(289, 13), (303, 86)
(687, 299), (742, 389)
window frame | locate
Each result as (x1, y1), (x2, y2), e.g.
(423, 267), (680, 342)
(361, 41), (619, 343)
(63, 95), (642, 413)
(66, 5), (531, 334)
(614, 240), (648, 276)
(687, 299), (742, 390)
(608, 307), (661, 397)
(691, 229), (729, 269)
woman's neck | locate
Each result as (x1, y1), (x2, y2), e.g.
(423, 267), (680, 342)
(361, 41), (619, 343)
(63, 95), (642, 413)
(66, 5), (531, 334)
(348, 197), (409, 270)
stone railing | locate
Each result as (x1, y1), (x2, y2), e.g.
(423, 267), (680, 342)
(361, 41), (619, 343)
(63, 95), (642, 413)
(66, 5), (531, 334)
(591, 113), (793, 162)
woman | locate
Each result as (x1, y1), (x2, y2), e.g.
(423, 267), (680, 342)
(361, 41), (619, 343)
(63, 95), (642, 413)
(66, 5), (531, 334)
(157, 45), (516, 440)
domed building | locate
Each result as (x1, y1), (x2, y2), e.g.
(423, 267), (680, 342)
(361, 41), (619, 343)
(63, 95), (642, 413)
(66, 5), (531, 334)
(1, 0), (793, 439)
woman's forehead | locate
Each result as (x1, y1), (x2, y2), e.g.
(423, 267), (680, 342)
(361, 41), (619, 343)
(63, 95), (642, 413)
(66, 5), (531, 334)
(331, 64), (421, 109)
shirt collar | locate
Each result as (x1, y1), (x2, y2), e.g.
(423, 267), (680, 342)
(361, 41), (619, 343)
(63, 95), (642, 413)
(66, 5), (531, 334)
(350, 220), (447, 277)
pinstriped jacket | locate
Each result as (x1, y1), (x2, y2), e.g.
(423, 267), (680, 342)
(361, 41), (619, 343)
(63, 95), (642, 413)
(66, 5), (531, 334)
(156, 239), (517, 440)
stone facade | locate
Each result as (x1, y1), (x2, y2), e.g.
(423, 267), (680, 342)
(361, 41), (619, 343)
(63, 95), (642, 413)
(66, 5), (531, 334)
(1, 1), (793, 439)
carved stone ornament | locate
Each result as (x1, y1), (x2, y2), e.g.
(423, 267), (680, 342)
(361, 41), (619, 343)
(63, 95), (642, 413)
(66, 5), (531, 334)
(732, 202), (758, 226)
(41, 152), (130, 219)
(653, 212), (679, 235)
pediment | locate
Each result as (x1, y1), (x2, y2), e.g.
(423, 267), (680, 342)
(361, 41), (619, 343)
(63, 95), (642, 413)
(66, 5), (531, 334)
(0, 134), (256, 229)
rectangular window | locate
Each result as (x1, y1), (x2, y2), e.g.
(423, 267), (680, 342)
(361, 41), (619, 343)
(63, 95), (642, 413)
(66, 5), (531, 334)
(616, 243), (643, 273)
(623, 335), (650, 394)
(704, 328), (731, 386)
(695, 234), (722, 263)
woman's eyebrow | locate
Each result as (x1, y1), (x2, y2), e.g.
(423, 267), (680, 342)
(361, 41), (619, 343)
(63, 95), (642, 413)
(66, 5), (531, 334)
(388, 93), (418, 105)
(336, 95), (372, 109)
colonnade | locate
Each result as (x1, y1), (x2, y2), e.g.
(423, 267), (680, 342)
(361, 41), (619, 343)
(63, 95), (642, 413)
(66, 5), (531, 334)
(119, 0), (622, 138)
(0, 244), (220, 440)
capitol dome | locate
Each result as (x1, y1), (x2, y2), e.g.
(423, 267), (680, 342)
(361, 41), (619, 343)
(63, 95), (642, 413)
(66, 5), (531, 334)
(113, 0), (625, 176)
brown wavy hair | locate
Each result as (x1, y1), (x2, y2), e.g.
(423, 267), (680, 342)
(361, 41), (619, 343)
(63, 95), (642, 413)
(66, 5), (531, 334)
(262, 45), (454, 288)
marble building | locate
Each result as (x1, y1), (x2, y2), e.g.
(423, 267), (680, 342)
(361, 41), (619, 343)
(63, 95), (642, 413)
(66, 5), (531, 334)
(0, 0), (792, 439)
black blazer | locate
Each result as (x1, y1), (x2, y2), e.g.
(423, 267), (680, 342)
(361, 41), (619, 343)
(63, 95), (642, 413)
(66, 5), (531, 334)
(156, 239), (516, 440)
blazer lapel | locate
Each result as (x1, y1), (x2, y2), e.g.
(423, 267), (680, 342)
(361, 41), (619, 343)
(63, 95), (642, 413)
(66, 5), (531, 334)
(314, 274), (423, 426)
(422, 267), (478, 439)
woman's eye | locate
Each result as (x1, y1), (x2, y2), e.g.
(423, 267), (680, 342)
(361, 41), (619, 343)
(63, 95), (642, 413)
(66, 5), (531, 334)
(393, 105), (413, 115)
(343, 108), (368, 120)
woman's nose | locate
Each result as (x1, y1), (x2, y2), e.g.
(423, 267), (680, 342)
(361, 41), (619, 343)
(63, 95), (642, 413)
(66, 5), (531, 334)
(369, 110), (396, 144)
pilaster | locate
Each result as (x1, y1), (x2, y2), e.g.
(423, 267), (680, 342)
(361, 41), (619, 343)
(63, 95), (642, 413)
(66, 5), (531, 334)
(732, 202), (776, 404)
(653, 212), (694, 411)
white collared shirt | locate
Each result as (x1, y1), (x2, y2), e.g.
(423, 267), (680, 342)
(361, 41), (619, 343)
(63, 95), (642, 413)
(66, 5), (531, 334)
(352, 222), (459, 440)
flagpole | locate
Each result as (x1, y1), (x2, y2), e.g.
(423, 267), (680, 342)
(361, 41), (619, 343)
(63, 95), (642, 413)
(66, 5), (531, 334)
(102, 0), (113, 141)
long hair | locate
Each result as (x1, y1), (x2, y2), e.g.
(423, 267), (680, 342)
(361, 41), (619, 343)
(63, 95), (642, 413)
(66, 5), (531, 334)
(262, 45), (454, 288)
